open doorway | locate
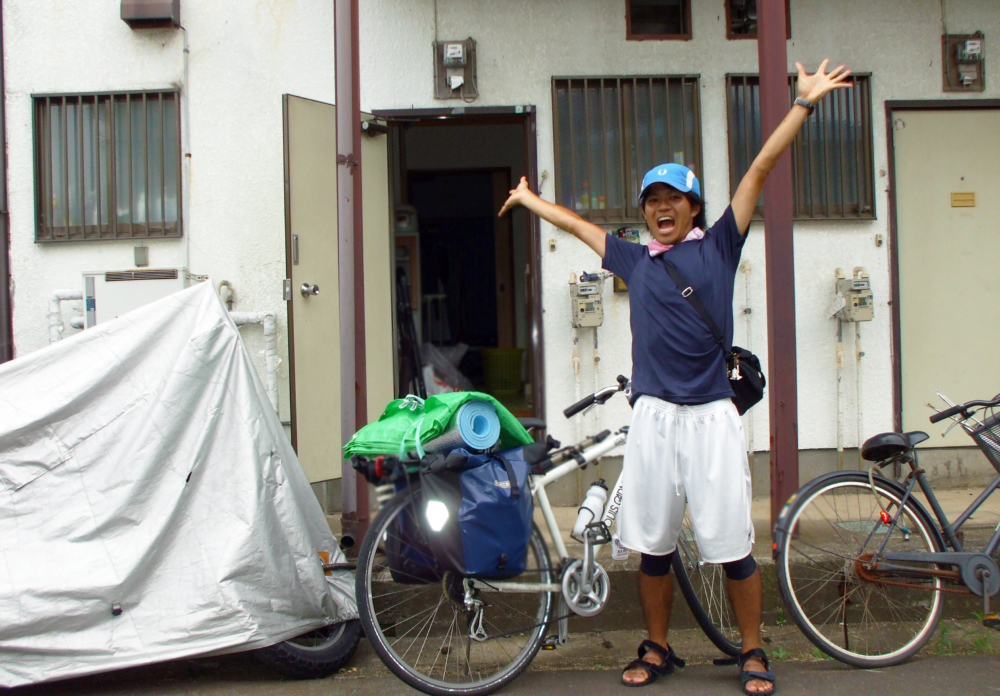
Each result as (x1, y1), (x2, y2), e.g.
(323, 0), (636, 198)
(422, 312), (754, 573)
(382, 112), (541, 418)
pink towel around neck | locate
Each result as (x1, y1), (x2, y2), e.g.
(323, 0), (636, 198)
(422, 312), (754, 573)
(647, 227), (705, 257)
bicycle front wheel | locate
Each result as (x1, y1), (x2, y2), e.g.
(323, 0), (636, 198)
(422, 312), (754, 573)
(356, 487), (555, 696)
(775, 473), (945, 667)
(673, 506), (741, 656)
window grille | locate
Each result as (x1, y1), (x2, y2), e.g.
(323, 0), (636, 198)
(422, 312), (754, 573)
(552, 76), (702, 223)
(726, 0), (791, 40)
(626, 0), (691, 40)
(34, 90), (181, 242)
(727, 74), (875, 219)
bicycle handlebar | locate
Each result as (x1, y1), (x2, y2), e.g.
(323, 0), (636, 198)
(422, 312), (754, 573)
(929, 404), (969, 424)
(563, 375), (630, 418)
(928, 395), (1000, 424)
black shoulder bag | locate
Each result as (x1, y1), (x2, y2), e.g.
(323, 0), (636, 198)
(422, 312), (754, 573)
(657, 257), (766, 415)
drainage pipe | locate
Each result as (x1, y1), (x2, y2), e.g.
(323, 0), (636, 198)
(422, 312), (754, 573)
(48, 290), (83, 343)
(230, 311), (279, 413)
(0, 2), (11, 363)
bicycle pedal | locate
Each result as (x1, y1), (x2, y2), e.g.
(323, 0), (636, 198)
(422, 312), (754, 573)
(983, 614), (1000, 631)
(542, 636), (560, 650)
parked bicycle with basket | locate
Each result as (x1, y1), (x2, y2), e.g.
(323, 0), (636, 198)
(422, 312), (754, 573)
(348, 381), (740, 696)
(773, 390), (1000, 667)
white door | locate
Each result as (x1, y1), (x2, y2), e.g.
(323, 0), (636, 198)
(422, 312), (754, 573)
(284, 97), (394, 482)
(284, 95), (341, 482)
(893, 109), (1000, 445)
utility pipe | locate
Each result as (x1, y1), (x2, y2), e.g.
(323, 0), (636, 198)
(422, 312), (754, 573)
(836, 319), (845, 469)
(180, 26), (192, 270)
(230, 311), (280, 413)
(0, 2), (11, 364)
(48, 290), (83, 343)
(856, 322), (864, 452)
(592, 327), (600, 434)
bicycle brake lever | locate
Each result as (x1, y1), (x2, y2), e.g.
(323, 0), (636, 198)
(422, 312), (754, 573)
(942, 417), (964, 437)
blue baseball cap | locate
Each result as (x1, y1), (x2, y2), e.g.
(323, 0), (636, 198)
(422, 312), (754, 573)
(638, 163), (701, 205)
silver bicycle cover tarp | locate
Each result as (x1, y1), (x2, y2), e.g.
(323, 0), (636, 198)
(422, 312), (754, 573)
(0, 282), (357, 687)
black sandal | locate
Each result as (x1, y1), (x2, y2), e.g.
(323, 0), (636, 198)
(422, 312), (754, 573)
(737, 648), (776, 696)
(620, 640), (685, 688)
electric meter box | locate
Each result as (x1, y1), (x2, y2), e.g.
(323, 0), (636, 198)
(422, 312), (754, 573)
(835, 275), (874, 322)
(83, 268), (208, 328)
(570, 273), (604, 328)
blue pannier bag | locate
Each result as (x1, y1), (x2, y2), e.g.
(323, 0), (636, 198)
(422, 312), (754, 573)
(384, 487), (443, 585)
(419, 447), (534, 577)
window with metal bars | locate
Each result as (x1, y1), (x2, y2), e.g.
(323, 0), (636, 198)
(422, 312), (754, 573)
(725, 0), (791, 40)
(626, 0), (692, 40)
(552, 76), (703, 223)
(33, 91), (181, 242)
(726, 74), (875, 219)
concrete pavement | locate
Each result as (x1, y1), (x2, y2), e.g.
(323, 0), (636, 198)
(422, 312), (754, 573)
(13, 627), (1000, 696)
(13, 486), (1000, 695)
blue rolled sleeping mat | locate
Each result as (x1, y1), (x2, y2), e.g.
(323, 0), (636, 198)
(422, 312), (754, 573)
(421, 400), (502, 454)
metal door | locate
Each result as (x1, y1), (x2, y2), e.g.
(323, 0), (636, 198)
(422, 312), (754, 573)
(284, 96), (395, 482)
(284, 95), (341, 482)
(893, 108), (1000, 445)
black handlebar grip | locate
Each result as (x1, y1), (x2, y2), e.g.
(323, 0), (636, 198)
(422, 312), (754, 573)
(929, 404), (967, 423)
(564, 394), (596, 418)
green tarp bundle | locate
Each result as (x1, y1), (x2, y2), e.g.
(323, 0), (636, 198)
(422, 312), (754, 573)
(343, 392), (532, 458)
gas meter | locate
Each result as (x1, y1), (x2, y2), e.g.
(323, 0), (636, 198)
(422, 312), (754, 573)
(834, 267), (874, 322)
(570, 272), (604, 328)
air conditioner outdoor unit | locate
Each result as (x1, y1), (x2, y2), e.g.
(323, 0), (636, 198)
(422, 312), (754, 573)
(83, 268), (207, 328)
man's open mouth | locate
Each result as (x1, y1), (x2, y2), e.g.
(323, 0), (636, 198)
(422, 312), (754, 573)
(657, 216), (675, 232)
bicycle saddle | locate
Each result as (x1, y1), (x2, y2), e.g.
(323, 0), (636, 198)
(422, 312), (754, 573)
(861, 431), (928, 462)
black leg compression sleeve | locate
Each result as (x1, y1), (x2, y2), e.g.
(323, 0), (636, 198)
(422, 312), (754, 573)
(722, 553), (757, 581)
(639, 551), (676, 577)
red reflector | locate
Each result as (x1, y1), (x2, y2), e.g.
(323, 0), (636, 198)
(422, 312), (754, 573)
(879, 510), (891, 525)
(375, 455), (385, 478)
(772, 542), (778, 551)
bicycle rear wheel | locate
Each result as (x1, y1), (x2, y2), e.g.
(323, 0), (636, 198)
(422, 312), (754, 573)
(356, 487), (555, 696)
(673, 506), (741, 656)
(775, 473), (945, 667)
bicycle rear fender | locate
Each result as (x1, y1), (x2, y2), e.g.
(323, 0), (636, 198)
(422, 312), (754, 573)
(770, 470), (946, 560)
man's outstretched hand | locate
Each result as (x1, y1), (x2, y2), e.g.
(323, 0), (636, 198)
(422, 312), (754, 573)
(796, 59), (852, 104)
(499, 176), (532, 217)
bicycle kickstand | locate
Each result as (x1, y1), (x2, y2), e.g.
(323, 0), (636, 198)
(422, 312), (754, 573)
(982, 569), (1000, 631)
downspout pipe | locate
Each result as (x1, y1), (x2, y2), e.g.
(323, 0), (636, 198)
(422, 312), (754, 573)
(0, 2), (12, 363)
(335, 0), (369, 546)
(230, 312), (280, 413)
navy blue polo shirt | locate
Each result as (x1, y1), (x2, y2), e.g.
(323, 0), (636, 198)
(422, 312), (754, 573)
(602, 206), (746, 405)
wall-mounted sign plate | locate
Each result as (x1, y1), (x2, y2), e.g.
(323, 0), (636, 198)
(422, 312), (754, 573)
(951, 191), (976, 207)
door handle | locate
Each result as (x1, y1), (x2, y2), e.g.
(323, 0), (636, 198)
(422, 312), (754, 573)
(300, 283), (320, 297)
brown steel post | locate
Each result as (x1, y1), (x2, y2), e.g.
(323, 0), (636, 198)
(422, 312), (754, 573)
(757, 0), (799, 527)
(335, 0), (369, 548)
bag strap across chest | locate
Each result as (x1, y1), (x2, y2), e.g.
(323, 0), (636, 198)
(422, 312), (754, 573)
(656, 255), (729, 352)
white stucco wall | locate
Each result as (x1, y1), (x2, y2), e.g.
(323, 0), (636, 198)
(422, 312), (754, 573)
(4, 0), (338, 425)
(5, 0), (999, 457)
(360, 0), (1000, 450)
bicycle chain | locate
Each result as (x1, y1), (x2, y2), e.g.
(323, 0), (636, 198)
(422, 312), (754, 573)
(853, 558), (973, 595)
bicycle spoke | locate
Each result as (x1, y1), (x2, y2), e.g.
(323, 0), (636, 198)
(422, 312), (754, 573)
(778, 479), (944, 665)
(358, 488), (554, 692)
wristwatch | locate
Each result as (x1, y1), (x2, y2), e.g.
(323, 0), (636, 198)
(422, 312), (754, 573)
(793, 97), (816, 115)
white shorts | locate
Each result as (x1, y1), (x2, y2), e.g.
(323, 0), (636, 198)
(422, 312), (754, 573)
(618, 395), (753, 564)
